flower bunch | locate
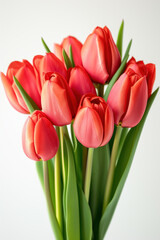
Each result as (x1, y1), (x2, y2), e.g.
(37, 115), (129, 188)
(1, 21), (158, 240)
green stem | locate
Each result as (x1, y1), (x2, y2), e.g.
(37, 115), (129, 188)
(55, 127), (63, 233)
(43, 161), (63, 240)
(84, 148), (94, 202)
(60, 127), (66, 186)
(103, 126), (122, 212)
(82, 147), (88, 189)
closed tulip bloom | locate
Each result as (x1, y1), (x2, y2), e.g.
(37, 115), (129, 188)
(53, 36), (82, 66)
(126, 57), (156, 97)
(22, 110), (59, 161)
(107, 68), (148, 128)
(73, 94), (114, 148)
(81, 26), (121, 84)
(69, 66), (96, 102)
(33, 52), (68, 93)
(42, 72), (77, 126)
(1, 60), (41, 113)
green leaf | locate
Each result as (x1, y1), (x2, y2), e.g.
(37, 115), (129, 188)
(89, 144), (110, 239)
(41, 37), (51, 53)
(78, 186), (92, 240)
(13, 76), (40, 113)
(64, 135), (80, 240)
(116, 20), (124, 58)
(62, 49), (72, 69)
(104, 39), (132, 101)
(69, 45), (75, 67)
(98, 88), (159, 240)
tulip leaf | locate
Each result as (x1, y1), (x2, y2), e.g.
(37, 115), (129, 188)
(89, 144), (110, 239)
(41, 37), (51, 53)
(78, 186), (92, 240)
(104, 39), (132, 101)
(98, 87), (159, 240)
(62, 49), (72, 69)
(13, 76), (40, 114)
(69, 45), (75, 67)
(64, 134), (80, 240)
(116, 20), (124, 58)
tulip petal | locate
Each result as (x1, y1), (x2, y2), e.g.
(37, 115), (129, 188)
(53, 44), (63, 62)
(73, 107), (103, 148)
(7, 61), (24, 82)
(146, 63), (156, 97)
(1, 72), (28, 113)
(101, 104), (114, 146)
(22, 117), (39, 161)
(34, 117), (59, 161)
(81, 33), (109, 84)
(33, 55), (43, 93)
(69, 66), (96, 102)
(107, 72), (131, 125)
(42, 81), (72, 126)
(62, 36), (82, 66)
(122, 76), (148, 127)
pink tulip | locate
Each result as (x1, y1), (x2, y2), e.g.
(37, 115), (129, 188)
(69, 66), (96, 102)
(22, 110), (59, 161)
(53, 36), (82, 66)
(73, 94), (114, 148)
(1, 60), (41, 114)
(107, 68), (148, 128)
(81, 26), (121, 84)
(126, 57), (156, 97)
(41, 72), (78, 126)
(33, 52), (68, 93)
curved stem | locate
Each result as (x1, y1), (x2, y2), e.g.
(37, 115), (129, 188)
(103, 126), (122, 212)
(84, 148), (94, 202)
(55, 127), (63, 233)
(60, 127), (66, 186)
(43, 161), (63, 240)
(98, 84), (104, 98)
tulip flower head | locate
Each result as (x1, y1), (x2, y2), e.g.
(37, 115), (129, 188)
(22, 110), (59, 161)
(33, 52), (68, 93)
(73, 94), (114, 148)
(53, 36), (82, 67)
(1, 60), (41, 113)
(69, 65), (97, 103)
(126, 57), (156, 97)
(107, 67), (148, 128)
(42, 72), (78, 126)
(81, 26), (121, 84)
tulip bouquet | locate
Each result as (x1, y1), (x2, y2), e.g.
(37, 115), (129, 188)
(1, 21), (158, 240)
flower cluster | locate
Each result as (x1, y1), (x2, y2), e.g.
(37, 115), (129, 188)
(1, 26), (155, 161)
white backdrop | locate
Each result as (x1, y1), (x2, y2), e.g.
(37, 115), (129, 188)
(0, 0), (160, 239)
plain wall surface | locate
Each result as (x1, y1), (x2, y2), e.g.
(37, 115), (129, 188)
(0, 0), (160, 239)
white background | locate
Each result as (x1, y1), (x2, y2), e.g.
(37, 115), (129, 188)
(0, 0), (160, 239)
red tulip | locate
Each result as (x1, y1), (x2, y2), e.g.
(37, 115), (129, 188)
(107, 68), (148, 127)
(126, 57), (156, 97)
(22, 110), (59, 161)
(81, 26), (121, 84)
(69, 66), (96, 102)
(33, 52), (68, 93)
(1, 60), (41, 113)
(73, 94), (114, 148)
(41, 72), (77, 126)
(53, 36), (82, 66)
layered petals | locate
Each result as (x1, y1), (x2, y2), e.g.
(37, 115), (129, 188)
(69, 66), (96, 102)
(108, 68), (148, 127)
(1, 60), (41, 113)
(33, 52), (68, 93)
(73, 94), (114, 148)
(41, 72), (77, 126)
(22, 111), (59, 161)
(53, 36), (82, 66)
(81, 26), (121, 84)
